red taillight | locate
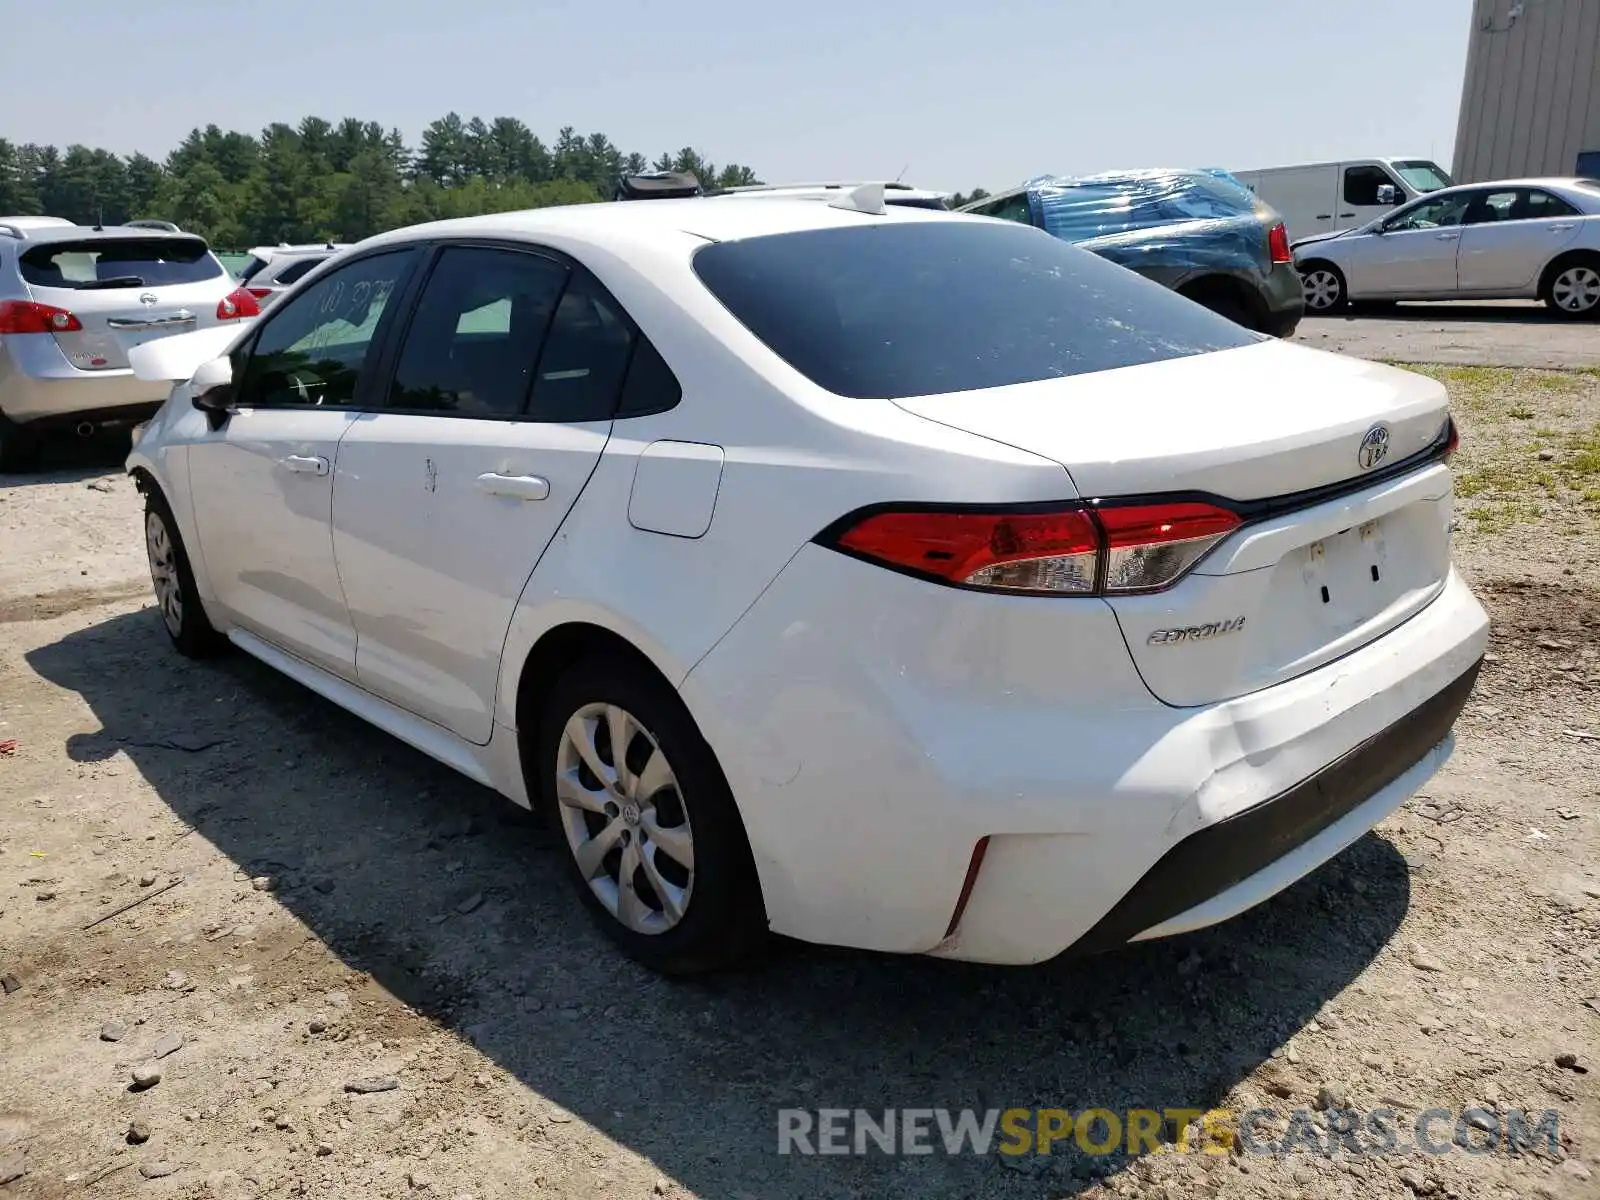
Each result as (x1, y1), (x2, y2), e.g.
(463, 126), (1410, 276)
(1444, 418), (1460, 459)
(828, 500), (1240, 595)
(217, 287), (261, 320)
(1268, 222), (1292, 264)
(246, 286), (273, 300)
(1098, 503), (1243, 593)
(0, 300), (82, 334)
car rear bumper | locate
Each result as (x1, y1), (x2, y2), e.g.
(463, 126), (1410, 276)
(682, 546), (1488, 964)
(0, 346), (172, 424)
(1260, 262), (1306, 336)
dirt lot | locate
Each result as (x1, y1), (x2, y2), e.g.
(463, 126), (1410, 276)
(1, 363), (1598, 1200)
(1293, 303), (1600, 371)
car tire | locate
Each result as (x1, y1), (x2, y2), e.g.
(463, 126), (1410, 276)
(1299, 262), (1348, 314)
(0, 415), (40, 473)
(1543, 256), (1600, 319)
(143, 490), (228, 659)
(537, 654), (767, 975)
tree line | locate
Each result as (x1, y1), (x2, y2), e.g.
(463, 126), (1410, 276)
(0, 114), (763, 248)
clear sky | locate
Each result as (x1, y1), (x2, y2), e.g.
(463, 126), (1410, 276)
(0, 0), (1472, 191)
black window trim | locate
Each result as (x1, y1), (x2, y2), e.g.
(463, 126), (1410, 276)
(229, 236), (684, 424)
(228, 245), (424, 414)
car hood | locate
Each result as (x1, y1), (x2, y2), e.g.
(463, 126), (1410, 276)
(1290, 228), (1353, 251)
(128, 323), (248, 383)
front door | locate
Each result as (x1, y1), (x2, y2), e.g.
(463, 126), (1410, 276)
(188, 248), (417, 677)
(331, 245), (636, 743)
(1342, 192), (1470, 298)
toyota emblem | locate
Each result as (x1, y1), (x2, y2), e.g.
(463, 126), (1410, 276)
(1357, 423), (1390, 472)
(138, 292), (158, 307)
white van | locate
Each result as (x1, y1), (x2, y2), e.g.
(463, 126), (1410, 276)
(1232, 158), (1454, 242)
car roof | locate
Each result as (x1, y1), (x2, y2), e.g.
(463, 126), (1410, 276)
(1428, 177), (1596, 196)
(706, 181), (950, 203)
(360, 194), (965, 255)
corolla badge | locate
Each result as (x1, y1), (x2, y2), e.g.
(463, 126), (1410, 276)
(139, 292), (158, 306)
(1357, 423), (1390, 471)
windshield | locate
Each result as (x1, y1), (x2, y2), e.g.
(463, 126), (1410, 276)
(1392, 160), (1453, 192)
(692, 220), (1260, 400)
(20, 237), (223, 290)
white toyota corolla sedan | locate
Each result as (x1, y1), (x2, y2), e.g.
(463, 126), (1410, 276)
(126, 188), (1488, 975)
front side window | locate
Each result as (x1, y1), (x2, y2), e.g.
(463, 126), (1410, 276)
(388, 246), (569, 417)
(19, 237), (223, 290)
(1344, 165), (1400, 207)
(235, 250), (413, 409)
(692, 220), (1260, 401)
(1461, 190), (1518, 225)
(1384, 194), (1470, 232)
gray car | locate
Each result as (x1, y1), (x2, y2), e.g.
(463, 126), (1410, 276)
(236, 243), (349, 310)
(0, 218), (256, 469)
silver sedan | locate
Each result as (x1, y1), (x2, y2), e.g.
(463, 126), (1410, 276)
(1293, 177), (1600, 318)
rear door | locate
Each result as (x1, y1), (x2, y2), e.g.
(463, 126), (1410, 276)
(331, 244), (636, 743)
(1457, 187), (1584, 294)
(18, 235), (237, 371)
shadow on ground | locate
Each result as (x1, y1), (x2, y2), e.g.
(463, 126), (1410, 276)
(28, 609), (1413, 1198)
(1301, 302), (1566, 326)
(0, 427), (135, 487)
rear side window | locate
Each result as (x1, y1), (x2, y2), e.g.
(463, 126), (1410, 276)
(388, 246), (570, 417)
(692, 220), (1260, 400)
(19, 237), (223, 290)
(527, 272), (635, 422)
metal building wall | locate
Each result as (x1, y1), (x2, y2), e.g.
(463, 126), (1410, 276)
(1453, 0), (1600, 182)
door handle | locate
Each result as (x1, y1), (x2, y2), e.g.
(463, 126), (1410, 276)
(1338, 211), (1355, 218)
(476, 472), (550, 501)
(281, 454), (329, 476)
(1551, 223), (1577, 232)
(1436, 232), (1460, 241)
(1315, 213), (1333, 220)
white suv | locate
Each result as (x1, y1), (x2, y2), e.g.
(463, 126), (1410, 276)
(0, 218), (257, 470)
(237, 243), (350, 309)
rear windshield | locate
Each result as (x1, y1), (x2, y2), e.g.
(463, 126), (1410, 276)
(885, 196), (949, 211)
(20, 237), (223, 290)
(691, 220), (1260, 399)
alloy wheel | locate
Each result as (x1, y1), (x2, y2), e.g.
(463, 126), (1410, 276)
(1551, 266), (1600, 313)
(555, 702), (695, 935)
(1301, 268), (1343, 312)
(145, 511), (184, 637)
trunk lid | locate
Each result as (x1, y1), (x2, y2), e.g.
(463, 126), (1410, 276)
(894, 340), (1455, 706)
(19, 235), (232, 371)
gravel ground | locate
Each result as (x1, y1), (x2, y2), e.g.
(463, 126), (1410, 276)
(0, 370), (1596, 1200)
(1293, 304), (1600, 370)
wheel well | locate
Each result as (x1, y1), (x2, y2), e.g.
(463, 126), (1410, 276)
(129, 466), (158, 497)
(1538, 249), (1600, 300)
(512, 622), (674, 816)
(1295, 258), (1343, 281)
(1176, 274), (1267, 328)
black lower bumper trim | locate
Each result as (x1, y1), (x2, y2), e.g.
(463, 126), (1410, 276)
(1069, 659), (1482, 955)
(21, 402), (163, 433)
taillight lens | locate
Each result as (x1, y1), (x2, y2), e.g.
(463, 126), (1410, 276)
(1444, 417), (1460, 459)
(246, 286), (273, 300)
(827, 501), (1240, 595)
(1099, 503), (1242, 592)
(0, 300), (83, 334)
(217, 287), (261, 320)
(1268, 222), (1292, 264)
(836, 509), (1100, 594)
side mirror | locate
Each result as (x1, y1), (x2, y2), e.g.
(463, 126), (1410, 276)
(1376, 184), (1400, 206)
(189, 356), (235, 428)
